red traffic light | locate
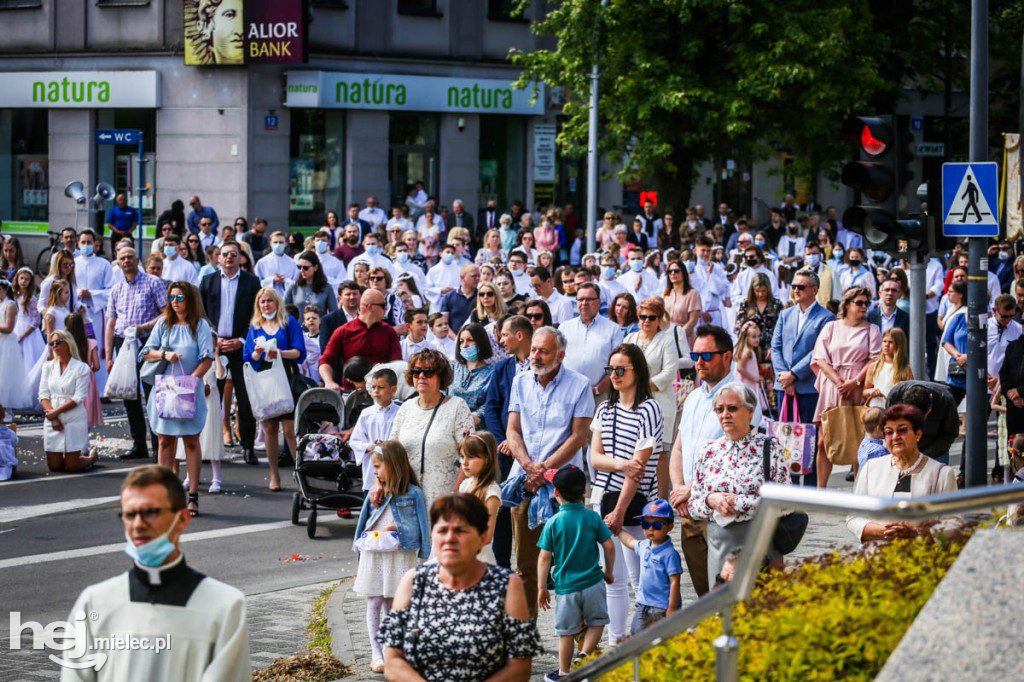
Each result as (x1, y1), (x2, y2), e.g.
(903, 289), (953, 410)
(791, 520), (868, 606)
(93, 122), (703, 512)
(840, 117), (892, 157)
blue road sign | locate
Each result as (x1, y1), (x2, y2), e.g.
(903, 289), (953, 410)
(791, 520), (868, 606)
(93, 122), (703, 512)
(911, 115), (924, 131)
(942, 162), (999, 237)
(95, 129), (140, 145)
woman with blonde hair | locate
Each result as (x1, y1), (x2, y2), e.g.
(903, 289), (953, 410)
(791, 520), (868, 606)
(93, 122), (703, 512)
(243, 287), (306, 491)
(38, 249), (77, 316)
(864, 328), (913, 409)
(39, 329), (94, 472)
(468, 281), (506, 327)
(475, 229), (508, 265)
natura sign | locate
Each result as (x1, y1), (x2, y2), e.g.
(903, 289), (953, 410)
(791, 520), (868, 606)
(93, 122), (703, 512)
(285, 71), (544, 115)
(0, 71), (161, 108)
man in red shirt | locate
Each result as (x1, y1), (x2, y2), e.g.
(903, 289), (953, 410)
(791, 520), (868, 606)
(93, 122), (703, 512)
(320, 289), (402, 390)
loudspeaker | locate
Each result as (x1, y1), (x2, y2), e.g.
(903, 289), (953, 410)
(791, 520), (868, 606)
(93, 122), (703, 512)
(94, 182), (115, 203)
(64, 181), (87, 205)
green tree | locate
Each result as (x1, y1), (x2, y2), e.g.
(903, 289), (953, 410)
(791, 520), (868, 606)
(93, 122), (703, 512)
(512, 0), (904, 211)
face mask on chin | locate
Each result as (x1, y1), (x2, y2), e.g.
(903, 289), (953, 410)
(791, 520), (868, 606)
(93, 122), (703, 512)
(123, 512), (181, 567)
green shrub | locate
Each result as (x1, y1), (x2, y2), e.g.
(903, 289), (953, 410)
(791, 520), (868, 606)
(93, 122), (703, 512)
(604, 533), (971, 681)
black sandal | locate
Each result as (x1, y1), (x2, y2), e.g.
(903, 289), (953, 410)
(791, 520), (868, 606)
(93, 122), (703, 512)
(187, 492), (199, 517)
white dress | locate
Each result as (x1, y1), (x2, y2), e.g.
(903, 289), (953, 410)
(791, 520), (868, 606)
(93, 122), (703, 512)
(0, 299), (28, 408)
(38, 358), (90, 453)
(24, 305), (71, 411)
(868, 362), (897, 409)
(389, 396), (475, 506)
(14, 296), (44, 372)
(352, 504), (420, 598)
(458, 478), (502, 564)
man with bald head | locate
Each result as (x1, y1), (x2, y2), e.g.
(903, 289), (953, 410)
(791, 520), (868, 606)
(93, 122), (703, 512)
(438, 263), (480, 330)
(319, 288), (402, 391)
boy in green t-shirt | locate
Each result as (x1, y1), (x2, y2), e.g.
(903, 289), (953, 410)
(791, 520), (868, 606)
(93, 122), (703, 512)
(537, 466), (615, 682)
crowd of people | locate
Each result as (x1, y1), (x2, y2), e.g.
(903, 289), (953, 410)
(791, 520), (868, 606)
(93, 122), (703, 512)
(1, 191), (1016, 681)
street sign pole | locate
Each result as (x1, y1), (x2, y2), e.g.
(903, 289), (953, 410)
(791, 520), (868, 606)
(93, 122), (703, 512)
(966, 0), (989, 488)
(137, 132), (144, 247)
(908, 251), (927, 381)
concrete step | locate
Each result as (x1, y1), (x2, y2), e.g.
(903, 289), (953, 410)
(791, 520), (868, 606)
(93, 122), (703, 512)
(875, 528), (1024, 682)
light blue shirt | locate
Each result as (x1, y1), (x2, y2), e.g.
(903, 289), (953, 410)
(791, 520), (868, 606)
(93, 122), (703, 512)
(560, 315), (624, 387)
(677, 369), (762, 483)
(508, 364), (595, 478)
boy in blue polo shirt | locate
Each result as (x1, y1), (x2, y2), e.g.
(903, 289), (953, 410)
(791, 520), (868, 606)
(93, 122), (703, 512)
(537, 466), (615, 682)
(617, 499), (683, 633)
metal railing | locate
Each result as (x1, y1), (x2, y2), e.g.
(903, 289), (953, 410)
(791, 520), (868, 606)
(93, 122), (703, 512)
(563, 482), (1024, 682)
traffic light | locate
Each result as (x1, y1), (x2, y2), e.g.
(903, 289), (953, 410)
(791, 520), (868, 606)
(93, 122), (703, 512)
(840, 115), (924, 252)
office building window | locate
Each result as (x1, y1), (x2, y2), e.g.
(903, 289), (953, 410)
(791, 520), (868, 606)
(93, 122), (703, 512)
(0, 109), (48, 224)
(488, 0), (526, 21)
(398, 0), (441, 17)
(289, 110), (345, 230)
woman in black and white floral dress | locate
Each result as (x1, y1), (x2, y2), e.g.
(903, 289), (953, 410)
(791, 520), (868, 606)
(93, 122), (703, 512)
(380, 494), (542, 681)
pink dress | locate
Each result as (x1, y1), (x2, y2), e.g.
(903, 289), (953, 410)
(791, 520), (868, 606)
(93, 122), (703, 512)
(85, 339), (103, 429)
(737, 354), (768, 409)
(811, 321), (882, 421)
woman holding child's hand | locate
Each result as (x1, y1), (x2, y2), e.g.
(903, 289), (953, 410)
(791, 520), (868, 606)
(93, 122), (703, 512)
(588, 343), (663, 646)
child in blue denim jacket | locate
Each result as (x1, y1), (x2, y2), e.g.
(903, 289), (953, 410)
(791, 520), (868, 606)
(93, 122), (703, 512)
(353, 440), (430, 673)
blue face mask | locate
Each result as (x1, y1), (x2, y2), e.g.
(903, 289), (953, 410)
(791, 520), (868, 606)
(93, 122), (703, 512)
(460, 345), (479, 362)
(315, 240), (328, 254)
(262, 310), (277, 320)
(442, 252), (455, 265)
(272, 243), (286, 256)
(628, 259), (643, 272)
(601, 265), (617, 279)
(80, 244), (94, 257)
(123, 512), (180, 567)
(163, 245), (178, 259)
(755, 239), (766, 248)
(396, 252), (410, 263)
(685, 260), (696, 273)
(805, 253), (821, 267)
(833, 249), (844, 260)
(365, 244), (380, 256)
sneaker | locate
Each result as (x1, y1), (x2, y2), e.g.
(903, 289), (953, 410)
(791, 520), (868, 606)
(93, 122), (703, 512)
(209, 480), (222, 494)
(544, 672), (565, 682)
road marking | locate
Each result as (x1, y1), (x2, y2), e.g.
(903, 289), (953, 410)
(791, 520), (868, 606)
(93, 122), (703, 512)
(0, 520), (295, 570)
(1, 467), (132, 486)
(14, 416), (128, 437)
(0, 496), (122, 523)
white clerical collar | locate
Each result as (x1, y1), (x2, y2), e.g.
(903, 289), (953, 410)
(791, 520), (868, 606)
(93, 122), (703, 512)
(134, 552), (183, 586)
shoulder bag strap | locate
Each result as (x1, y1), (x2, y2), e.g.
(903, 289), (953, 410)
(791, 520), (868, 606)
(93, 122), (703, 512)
(420, 398), (445, 475)
(673, 326), (682, 357)
(762, 435), (771, 485)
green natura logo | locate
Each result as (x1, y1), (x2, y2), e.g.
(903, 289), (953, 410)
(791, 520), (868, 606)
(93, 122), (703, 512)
(446, 84), (513, 110)
(33, 78), (110, 103)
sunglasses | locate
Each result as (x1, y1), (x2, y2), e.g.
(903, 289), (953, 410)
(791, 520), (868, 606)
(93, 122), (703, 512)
(49, 339), (65, 347)
(791, 284), (807, 291)
(410, 367), (437, 378)
(667, 269), (682, 275)
(851, 300), (869, 307)
(526, 313), (545, 321)
(638, 314), (660, 322)
(170, 294), (186, 302)
(714, 404), (743, 414)
(604, 366), (632, 377)
(369, 275), (386, 282)
(479, 291), (495, 298)
(640, 521), (665, 530)
(221, 251), (238, 258)
(690, 350), (727, 362)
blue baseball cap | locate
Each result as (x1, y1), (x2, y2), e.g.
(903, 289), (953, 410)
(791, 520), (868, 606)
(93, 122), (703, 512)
(635, 499), (674, 520)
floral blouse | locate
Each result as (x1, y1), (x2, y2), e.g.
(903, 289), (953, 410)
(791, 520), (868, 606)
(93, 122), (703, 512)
(688, 431), (789, 523)
(734, 300), (784, 357)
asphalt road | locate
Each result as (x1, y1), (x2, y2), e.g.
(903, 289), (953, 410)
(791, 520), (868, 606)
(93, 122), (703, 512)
(0, 411), (363, 642)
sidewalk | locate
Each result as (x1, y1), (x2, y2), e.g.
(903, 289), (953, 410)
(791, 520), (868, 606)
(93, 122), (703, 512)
(326, 505), (856, 681)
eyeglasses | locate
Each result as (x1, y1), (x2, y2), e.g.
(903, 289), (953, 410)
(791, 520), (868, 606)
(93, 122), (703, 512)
(220, 251), (238, 258)
(187, 239), (200, 244)
(883, 426), (912, 438)
(667, 269), (683, 275)
(170, 294), (186, 302)
(48, 339), (64, 347)
(410, 367), (437, 378)
(199, 222), (211, 227)
(851, 300), (869, 307)
(604, 366), (632, 377)
(714, 404), (743, 414)
(638, 314), (659, 322)
(118, 507), (175, 524)
(576, 296), (599, 303)
(161, 226), (174, 233)
(526, 313), (545, 321)
(368, 275), (386, 282)
(640, 520), (665, 530)
(690, 350), (727, 362)
(235, 221), (246, 227)
(791, 284), (807, 291)
(479, 291), (495, 298)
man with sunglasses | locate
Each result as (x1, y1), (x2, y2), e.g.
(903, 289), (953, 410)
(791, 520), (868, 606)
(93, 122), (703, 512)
(320, 289), (401, 391)
(201, 241), (262, 464)
(668, 325), (761, 595)
(770, 269), (835, 485)
(62, 465), (250, 678)
(186, 195), (219, 235)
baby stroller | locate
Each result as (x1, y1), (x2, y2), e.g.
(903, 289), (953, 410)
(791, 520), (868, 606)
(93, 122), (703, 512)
(291, 388), (366, 538)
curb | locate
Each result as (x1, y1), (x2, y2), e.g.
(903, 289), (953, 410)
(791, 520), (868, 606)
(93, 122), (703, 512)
(327, 578), (356, 671)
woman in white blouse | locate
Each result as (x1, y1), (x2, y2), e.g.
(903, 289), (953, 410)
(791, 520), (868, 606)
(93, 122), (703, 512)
(39, 329), (94, 472)
(846, 404), (958, 542)
(686, 382), (788, 585)
(624, 296), (686, 498)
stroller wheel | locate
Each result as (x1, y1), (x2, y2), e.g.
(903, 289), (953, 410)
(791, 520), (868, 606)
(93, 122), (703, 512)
(291, 492), (302, 525)
(307, 507), (317, 539)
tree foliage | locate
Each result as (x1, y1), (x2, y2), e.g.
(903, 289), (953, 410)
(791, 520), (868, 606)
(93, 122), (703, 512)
(510, 0), (907, 208)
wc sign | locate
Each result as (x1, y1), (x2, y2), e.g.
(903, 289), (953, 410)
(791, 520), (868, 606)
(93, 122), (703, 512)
(9, 610), (172, 671)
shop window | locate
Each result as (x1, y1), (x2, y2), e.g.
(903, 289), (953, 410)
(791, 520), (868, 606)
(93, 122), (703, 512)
(289, 110), (345, 230)
(389, 113), (438, 208)
(398, 0), (441, 18)
(0, 109), (48, 224)
(479, 115), (524, 212)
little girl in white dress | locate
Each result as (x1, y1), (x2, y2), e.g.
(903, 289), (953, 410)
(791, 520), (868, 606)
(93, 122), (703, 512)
(456, 432), (502, 564)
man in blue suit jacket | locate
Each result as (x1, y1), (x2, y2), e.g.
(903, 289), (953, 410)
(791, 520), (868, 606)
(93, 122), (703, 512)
(771, 269), (836, 485)
(866, 279), (910, 337)
(482, 314), (533, 569)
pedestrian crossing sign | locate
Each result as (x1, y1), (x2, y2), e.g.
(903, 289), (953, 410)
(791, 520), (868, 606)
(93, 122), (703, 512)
(942, 162), (999, 237)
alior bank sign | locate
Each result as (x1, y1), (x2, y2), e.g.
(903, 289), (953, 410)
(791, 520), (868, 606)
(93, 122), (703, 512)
(285, 71), (543, 115)
(0, 71), (161, 108)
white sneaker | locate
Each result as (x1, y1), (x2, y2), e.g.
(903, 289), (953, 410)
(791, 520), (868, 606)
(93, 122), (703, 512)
(209, 480), (222, 494)
(182, 476), (190, 489)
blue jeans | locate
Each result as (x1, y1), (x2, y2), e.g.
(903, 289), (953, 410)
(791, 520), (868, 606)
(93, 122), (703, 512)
(630, 603), (668, 634)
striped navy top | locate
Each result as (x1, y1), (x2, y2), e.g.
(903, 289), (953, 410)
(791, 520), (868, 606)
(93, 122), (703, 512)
(592, 398), (664, 499)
